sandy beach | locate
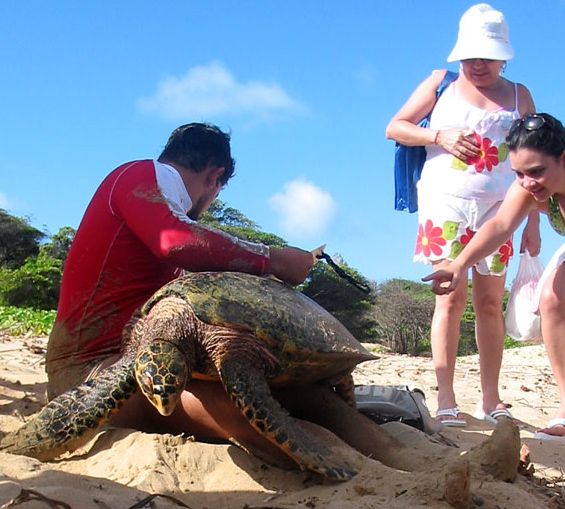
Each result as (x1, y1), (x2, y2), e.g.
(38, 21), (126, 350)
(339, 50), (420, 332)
(1, 332), (563, 508)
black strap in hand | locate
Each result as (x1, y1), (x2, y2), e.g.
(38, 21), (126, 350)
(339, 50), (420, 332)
(316, 252), (371, 294)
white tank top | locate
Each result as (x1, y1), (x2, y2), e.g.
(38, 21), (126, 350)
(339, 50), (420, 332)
(418, 82), (520, 201)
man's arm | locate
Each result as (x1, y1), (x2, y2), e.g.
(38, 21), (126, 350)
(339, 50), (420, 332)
(111, 161), (312, 283)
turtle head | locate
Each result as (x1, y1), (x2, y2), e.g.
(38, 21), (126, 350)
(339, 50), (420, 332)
(134, 340), (191, 416)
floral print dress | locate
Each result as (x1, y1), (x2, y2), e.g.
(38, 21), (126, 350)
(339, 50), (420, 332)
(414, 80), (520, 275)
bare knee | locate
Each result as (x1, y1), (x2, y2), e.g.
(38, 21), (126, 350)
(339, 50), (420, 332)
(434, 290), (467, 318)
(539, 285), (564, 321)
(473, 293), (503, 318)
(471, 272), (505, 318)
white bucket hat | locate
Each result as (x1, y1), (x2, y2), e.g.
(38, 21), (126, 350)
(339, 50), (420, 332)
(447, 3), (514, 62)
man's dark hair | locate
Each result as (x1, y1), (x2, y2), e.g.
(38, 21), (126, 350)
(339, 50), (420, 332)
(507, 113), (565, 159)
(158, 123), (236, 185)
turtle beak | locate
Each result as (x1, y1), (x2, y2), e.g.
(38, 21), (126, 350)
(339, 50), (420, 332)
(137, 368), (189, 416)
(145, 376), (187, 416)
(135, 342), (190, 416)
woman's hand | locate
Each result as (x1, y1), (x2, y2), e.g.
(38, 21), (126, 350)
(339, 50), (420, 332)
(421, 262), (465, 295)
(436, 129), (480, 163)
(520, 212), (541, 256)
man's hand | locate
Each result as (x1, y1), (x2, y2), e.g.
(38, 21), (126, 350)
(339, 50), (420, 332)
(269, 247), (314, 286)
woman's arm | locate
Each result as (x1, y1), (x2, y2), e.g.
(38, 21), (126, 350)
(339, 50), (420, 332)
(385, 70), (446, 146)
(422, 181), (537, 293)
(386, 70), (479, 160)
(520, 211), (541, 256)
(516, 83), (536, 118)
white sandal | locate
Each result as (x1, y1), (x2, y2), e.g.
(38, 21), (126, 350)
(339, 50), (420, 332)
(436, 407), (467, 427)
(474, 402), (513, 424)
(533, 418), (565, 441)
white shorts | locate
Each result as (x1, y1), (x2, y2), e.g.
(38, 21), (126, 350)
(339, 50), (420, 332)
(414, 193), (513, 276)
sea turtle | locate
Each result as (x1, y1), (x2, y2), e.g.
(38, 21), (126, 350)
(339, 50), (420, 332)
(0, 272), (376, 480)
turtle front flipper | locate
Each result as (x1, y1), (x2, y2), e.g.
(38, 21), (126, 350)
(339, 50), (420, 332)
(0, 363), (136, 461)
(219, 358), (357, 481)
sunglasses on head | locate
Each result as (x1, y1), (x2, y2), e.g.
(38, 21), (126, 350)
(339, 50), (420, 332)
(511, 114), (551, 133)
(508, 115), (557, 140)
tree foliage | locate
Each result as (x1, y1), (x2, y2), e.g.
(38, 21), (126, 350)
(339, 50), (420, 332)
(301, 256), (377, 342)
(0, 252), (63, 309)
(40, 226), (76, 261)
(201, 200), (259, 229)
(0, 209), (44, 269)
(0, 216), (72, 309)
(200, 200), (287, 247)
(372, 279), (435, 355)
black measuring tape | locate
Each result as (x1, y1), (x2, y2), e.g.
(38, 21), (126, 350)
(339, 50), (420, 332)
(316, 252), (372, 294)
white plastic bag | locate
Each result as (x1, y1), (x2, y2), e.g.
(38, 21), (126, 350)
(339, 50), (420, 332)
(504, 252), (544, 342)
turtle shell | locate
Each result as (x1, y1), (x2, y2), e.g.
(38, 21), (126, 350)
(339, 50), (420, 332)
(141, 271), (375, 381)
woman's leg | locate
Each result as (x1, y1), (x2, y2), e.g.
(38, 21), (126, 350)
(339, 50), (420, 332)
(430, 259), (468, 415)
(471, 269), (507, 415)
(537, 263), (565, 436)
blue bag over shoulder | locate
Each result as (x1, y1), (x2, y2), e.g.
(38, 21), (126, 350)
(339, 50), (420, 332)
(394, 71), (458, 213)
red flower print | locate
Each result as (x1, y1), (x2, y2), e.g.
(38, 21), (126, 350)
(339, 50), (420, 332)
(415, 219), (446, 257)
(498, 240), (513, 265)
(467, 134), (499, 172)
(460, 227), (475, 246)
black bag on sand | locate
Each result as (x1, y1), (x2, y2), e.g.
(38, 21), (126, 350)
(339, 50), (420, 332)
(355, 385), (443, 435)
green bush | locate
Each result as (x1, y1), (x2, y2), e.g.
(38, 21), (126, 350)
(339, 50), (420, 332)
(0, 306), (55, 335)
(0, 254), (62, 310)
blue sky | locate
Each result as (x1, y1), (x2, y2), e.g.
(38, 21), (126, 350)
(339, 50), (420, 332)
(1, 0), (563, 284)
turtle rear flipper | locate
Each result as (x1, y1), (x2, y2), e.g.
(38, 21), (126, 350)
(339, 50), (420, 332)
(0, 363), (137, 461)
(219, 359), (357, 481)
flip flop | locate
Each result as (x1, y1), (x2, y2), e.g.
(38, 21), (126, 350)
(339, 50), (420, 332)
(533, 418), (565, 442)
(474, 403), (513, 424)
(436, 407), (467, 427)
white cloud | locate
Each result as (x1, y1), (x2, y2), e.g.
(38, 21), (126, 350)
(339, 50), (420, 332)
(137, 61), (304, 122)
(0, 191), (9, 209)
(269, 179), (336, 238)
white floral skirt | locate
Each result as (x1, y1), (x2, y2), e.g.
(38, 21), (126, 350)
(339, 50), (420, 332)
(414, 192), (512, 276)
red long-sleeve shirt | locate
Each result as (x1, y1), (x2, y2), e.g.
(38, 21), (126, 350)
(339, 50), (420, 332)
(46, 160), (271, 372)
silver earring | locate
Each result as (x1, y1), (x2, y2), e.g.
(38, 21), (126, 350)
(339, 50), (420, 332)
(500, 62), (507, 74)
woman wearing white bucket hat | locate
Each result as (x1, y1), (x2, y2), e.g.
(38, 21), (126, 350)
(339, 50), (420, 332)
(386, 4), (539, 427)
(447, 3), (514, 62)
